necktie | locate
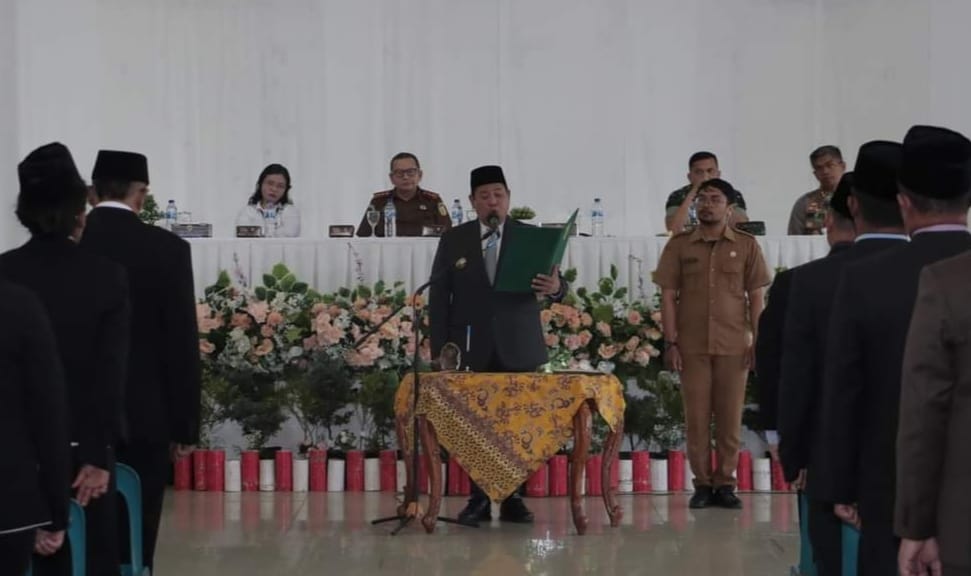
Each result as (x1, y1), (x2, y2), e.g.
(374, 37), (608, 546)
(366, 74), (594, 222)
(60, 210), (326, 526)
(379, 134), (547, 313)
(484, 230), (500, 285)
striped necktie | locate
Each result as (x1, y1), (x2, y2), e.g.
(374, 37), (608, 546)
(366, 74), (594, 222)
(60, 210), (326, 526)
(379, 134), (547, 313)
(484, 229), (500, 285)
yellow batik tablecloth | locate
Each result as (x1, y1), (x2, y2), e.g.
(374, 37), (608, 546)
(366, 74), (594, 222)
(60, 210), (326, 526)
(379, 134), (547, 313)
(394, 372), (625, 502)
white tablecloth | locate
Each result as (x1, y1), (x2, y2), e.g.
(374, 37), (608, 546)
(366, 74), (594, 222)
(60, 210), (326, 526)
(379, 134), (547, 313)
(188, 236), (829, 297)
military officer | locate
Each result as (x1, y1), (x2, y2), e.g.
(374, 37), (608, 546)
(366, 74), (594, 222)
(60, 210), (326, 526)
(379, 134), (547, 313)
(356, 152), (452, 237)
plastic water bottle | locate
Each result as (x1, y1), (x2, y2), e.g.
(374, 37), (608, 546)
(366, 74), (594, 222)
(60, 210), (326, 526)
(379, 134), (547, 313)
(263, 205), (277, 238)
(450, 199), (464, 227)
(165, 200), (177, 230)
(384, 198), (397, 237)
(688, 198), (699, 227)
(591, 198), (605, 237)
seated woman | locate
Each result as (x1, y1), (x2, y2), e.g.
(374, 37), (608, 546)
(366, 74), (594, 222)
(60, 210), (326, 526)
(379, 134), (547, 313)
(235, 163), (301, 237)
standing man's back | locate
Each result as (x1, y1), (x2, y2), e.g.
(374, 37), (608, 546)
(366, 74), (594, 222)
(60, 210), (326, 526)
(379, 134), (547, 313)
(80, 150), (201, 573)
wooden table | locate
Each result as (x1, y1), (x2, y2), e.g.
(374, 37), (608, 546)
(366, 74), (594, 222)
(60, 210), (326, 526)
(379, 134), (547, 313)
(393, 371), (626, 535)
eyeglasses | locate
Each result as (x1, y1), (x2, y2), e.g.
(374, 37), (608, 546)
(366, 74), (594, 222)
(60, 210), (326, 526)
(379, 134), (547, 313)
(813, 161), (843, 173)
(695, 196), (726, 206)
(391, 168), (419, 178)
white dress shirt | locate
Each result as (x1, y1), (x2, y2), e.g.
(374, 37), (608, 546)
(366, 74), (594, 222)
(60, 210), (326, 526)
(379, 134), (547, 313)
(236, 202), (301, 238)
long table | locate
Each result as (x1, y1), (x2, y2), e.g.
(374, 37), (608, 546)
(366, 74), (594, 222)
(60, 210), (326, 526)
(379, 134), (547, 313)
(188, 235), (829, 296)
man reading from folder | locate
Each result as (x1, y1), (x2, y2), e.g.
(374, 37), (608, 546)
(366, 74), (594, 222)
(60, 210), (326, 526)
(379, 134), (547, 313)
(429, 164), (567, 525)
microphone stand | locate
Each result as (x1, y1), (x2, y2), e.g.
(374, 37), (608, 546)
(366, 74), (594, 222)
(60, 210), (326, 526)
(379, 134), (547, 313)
(370, 277), (469, 534)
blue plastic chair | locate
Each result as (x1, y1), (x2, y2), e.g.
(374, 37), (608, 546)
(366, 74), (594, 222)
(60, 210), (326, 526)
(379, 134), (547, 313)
(25, 499), (86, 576)
(790, 493), (817, 576)
(842, 524), (860, 576)
(115, 463), (144, 576)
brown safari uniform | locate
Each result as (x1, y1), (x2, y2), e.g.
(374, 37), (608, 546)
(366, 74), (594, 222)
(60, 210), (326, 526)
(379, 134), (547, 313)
(655, 226), (771, 488)
(356, 188), (452, 237)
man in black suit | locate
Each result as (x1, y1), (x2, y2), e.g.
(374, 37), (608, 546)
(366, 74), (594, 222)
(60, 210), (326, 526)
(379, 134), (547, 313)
(779, 145), (909, 575)
(80, 150), (201, 573)
(756, 172), (857, 463)
(0, 143), (130, 576)
(430, 165), (566, 524)
(820, 125), (971, 575)
(0, 280), (70, 576)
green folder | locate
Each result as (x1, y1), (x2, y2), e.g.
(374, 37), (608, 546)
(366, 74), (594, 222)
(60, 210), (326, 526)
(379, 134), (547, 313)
(494, 209), (578, 293)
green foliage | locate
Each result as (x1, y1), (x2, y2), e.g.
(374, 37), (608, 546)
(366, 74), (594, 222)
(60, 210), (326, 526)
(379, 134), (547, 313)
(625, 372), (685, 451)
(215, 371), (287, 450)
(357, 370), (400, 451)
(286, 352), (356, 447)
(139, 194), (162, 225)
(510, 206), (536, 220)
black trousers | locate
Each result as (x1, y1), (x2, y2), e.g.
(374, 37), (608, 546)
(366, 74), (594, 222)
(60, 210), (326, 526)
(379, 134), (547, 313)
(117, 442), (170, 571)
(807, 496), (843, 576)
(32, 447), (119, 576)
(0, 530), (34, 576)
(858, 518), (899, 576)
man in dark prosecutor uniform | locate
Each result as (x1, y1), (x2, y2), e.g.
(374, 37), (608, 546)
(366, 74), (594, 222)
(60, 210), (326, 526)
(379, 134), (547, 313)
(777, 141), (910, 575)
(80, 150), (201, 572)
(429, 165), (566, 524)
(0, 143), (130, 576)
(356, 152), (452, 237)
(820, 125), (971, 575)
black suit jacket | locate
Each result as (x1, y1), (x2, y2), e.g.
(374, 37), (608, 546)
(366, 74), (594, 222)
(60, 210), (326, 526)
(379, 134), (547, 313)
(429, 219), (566, 372)
(776, 239), (902, 488)
(80, 207), (201, 445)
(819, 231), (971, 523)
(0, 237), (130, 469)
(755, 266), (796, 431)
(0, 280), (71, 532)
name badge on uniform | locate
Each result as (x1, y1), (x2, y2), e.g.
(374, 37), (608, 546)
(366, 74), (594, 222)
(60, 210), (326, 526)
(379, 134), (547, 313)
(730, 251), (737, 258)
(419, 204), (428, 211)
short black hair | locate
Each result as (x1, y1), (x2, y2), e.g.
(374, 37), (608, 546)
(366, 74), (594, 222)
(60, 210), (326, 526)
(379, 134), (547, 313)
(689, 151), (718, 169)
(853, 190), (904, 228)
(248, 164), (292, 206)
(900, 187), (971, 215)
(17, 184), (87, 237)
(390, 152), (421, 172)
(93, 180), (134, 201)
(810, 145), (843, 164)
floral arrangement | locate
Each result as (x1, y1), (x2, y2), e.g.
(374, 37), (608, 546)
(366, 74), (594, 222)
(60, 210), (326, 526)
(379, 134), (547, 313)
(542, 265), (663, 383)
(510, 206), (536, 220)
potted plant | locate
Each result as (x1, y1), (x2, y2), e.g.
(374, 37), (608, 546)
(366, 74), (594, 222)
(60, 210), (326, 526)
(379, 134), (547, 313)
(357, 369), (400, 491)
(510, 206), (536, 222)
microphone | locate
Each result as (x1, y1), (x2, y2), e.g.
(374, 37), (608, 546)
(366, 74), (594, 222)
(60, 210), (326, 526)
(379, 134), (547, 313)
(481, 211), (501, 240)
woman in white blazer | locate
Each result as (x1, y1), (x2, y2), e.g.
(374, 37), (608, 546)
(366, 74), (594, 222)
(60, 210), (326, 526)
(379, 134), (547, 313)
(236, 163), (301, 237)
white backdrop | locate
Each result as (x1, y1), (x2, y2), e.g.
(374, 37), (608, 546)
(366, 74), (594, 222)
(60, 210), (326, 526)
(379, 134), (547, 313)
(3, 0), (971, 251)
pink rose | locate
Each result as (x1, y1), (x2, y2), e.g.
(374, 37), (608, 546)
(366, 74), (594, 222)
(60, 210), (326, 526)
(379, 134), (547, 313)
(650, 311), (663, 325)
(545, 333), (560, 347)
(247, 301), (269, 324)
(634, 348), (652, 366)
(231, 313), (252, 329)
(312, 303), (326, 315)
(578, 330), (593, 347)
(303, 336), (318, 351)
(596, 321), (612, 338)
(199, 340), (215, 355)
(581, 313), (593, 327)
(564, 335), (582, 351)
(625, 336), (640, 352)
(266, 311), (284, 327)
(645, 328), (663, 341)
(627, 310), (642, 325)
(254, 338), (274, 356)
(540, 309), (553, 325)
(568, 317), (582, 330)
(260, 325), (274, 338)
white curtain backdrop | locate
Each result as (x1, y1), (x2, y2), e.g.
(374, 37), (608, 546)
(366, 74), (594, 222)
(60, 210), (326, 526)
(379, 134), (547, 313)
(3, 0), (971, 251)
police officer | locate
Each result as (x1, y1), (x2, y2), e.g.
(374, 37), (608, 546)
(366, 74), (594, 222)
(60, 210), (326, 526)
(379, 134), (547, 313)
(655, 178), (770, 510)
(356, 152), (452, 237)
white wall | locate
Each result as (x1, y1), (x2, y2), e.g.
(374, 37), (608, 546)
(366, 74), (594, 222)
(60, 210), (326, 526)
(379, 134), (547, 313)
(3, 0), (971, 250)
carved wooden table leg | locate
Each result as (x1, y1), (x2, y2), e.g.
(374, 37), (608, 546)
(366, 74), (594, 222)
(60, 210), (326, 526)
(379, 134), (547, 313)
(570, 401), (592, 535)
(419, 416), (444, 533)
(599, 407), (624, 527)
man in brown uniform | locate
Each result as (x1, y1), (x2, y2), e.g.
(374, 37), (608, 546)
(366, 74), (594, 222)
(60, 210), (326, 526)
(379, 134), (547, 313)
(356, 152), (452, 237)
(656, 178), (771, 509)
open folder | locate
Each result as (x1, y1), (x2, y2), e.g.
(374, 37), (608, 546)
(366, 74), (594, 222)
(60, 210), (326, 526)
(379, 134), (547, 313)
(494, 209), (578, 293)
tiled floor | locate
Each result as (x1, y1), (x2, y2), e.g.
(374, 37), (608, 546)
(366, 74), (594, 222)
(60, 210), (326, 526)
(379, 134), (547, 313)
(155, 491), (800, 575)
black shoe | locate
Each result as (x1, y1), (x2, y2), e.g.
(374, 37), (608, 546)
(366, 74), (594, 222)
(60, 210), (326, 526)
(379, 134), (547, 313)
(689, 486), (714, 509)
(712, 486), (742, 509)
(499, 497), (535, 524)
(458, 498), (491, 525)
